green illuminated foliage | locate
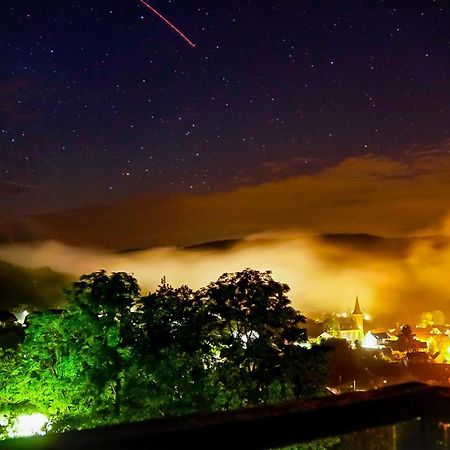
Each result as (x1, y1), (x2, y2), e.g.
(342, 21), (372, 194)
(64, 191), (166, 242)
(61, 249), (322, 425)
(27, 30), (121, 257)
(0, 268), (329, 439)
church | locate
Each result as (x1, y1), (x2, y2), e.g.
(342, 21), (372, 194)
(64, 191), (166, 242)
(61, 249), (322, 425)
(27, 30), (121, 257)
(307, 297), (365, 346)
(338, 297), (365, 344)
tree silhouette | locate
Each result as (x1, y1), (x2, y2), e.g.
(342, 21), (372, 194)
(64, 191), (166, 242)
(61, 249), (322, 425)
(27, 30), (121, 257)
(199, 268), (311, 406)
(394, 325), (420, 353)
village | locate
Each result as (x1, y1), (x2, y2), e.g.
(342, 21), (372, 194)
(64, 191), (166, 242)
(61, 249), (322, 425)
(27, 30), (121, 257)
(306, 298), (450, 391)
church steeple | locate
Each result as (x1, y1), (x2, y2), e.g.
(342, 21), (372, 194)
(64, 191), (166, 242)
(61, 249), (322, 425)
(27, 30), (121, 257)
(353, 296), (363, 315)
(351, 296), (364, 337)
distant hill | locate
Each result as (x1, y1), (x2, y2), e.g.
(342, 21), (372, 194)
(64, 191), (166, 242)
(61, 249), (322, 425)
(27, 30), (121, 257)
(0, 259), (73, 310)
(184, 239), (243, 251)
(182, 233), (431, 257)
(319, 233), (450, 256)
(318, 233), (412, 256)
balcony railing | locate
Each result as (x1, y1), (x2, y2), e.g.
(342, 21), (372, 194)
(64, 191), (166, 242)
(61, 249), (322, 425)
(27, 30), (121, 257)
(2, 382), (450, 449)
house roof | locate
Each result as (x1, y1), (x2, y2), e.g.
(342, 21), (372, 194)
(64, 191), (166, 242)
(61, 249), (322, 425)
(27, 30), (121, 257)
(372, 332), (390, 340)
(415, 325), (450, 338)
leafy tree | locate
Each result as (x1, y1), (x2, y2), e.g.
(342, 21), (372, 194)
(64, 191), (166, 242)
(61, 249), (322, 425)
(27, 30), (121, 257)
(139, 279), (207, 355)
(323, 314), (341, 337)
(419, 310), (445, 327)
(61, 270), (142, 422)
(127, 280), (213, 418)
(0, 268), (331, 439)
(0, 271), (143, 433)
(319, 338), (363, 386)
(394, 325), (420, 353)
(432, 310), (445, 326)
(0, 323), (24, 349)
(419, 311), (434, 327)
(0, 312), (93, 433)
(199, 269), (311, 407)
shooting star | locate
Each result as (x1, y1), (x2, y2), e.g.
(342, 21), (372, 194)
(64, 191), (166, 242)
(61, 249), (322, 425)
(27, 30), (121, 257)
(138, 0), (196, 48)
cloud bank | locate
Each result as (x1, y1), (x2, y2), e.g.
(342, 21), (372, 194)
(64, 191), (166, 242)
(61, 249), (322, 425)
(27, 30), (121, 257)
(1, 230), (450, 326)
(12, 139), (450, 250)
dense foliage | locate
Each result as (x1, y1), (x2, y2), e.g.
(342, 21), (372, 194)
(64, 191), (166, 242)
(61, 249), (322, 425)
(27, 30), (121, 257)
(0, 269), (330, 437)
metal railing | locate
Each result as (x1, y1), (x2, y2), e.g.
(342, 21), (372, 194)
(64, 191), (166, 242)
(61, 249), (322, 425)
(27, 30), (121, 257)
(2, 382), (450, 449)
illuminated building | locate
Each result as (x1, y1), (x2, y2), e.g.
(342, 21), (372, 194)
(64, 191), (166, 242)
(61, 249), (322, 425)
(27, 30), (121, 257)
(362, 331), (396, 349)
(338, 297), (365, 345)
(307, 297), (366, 346)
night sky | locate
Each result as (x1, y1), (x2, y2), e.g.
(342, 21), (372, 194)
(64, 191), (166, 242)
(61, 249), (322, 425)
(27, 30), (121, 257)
(1, 0), (449, 215)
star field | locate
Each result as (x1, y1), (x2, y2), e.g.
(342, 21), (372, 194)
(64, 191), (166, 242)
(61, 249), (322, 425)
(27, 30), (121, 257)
(0, 0), (449, 213)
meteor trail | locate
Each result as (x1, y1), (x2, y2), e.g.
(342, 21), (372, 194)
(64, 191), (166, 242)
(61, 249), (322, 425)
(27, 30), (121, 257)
(138, 0), (196, 48)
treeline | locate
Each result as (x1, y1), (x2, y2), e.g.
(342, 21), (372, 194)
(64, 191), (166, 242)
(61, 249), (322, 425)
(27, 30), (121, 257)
(0, 259), (71, 310)
(0, 268), (330, 436)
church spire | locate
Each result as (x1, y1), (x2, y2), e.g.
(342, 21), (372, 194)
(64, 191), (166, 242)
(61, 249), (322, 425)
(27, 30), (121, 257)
(353, 296), (363, 315)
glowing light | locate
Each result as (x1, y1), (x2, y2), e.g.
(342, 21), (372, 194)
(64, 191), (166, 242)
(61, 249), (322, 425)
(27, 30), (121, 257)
(138, 0), (196, 48)
(362, 331), (378, 349)
(8, 414), (51, 438)
(14, 310), (29, 325)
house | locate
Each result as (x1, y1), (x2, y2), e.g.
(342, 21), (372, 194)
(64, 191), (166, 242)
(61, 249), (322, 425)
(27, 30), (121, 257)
(363, 331), (395, 349)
